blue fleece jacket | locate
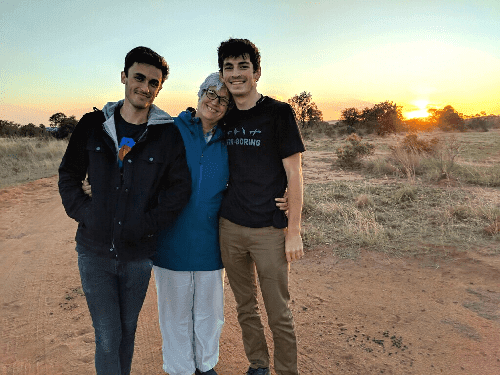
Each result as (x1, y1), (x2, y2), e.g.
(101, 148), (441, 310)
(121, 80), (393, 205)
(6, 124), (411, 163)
(153, 110), (229, 271)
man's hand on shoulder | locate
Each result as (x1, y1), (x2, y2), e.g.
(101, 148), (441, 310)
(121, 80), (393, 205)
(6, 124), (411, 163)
(285, 231), (304, 263)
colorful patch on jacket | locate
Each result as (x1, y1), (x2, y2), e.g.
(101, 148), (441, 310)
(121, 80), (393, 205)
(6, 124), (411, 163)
(118, 137), (135, 168)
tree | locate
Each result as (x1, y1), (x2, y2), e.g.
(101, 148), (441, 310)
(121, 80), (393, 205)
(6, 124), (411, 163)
(305, 101), (323, 126)
(55, 116), (78, 139)
(340, 108), (361, 128)
(18, 123), (48, 137)
(49, 112), (68, 128)
(340, 101), (403, 135)
(374, 101), (404, 135)
(429, 105), (465, 132)
(0, 120), (20, 137)
(288, 91), (323, 128)
(360, 106), (378, 125)
(363, 101), (403, 135)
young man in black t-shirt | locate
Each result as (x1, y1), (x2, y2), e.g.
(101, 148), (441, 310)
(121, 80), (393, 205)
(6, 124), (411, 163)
(217, 38), (305, 375)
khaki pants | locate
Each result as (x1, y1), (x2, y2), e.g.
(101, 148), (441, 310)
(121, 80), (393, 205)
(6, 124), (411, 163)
(219, 218), (299, 375)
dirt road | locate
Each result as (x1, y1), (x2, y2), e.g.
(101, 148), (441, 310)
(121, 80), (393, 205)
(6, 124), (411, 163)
(1, 176), (499, 374)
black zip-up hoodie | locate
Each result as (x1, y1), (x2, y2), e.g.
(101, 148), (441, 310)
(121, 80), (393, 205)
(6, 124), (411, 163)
(58, 101), (191, 261)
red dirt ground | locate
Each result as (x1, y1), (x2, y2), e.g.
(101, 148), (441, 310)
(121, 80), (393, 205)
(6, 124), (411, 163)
(1, 162), (499, 374)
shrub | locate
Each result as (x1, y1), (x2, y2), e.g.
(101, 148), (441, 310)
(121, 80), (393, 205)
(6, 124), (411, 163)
(335, 134), (375, 167)
(298, 121), (337, 140)
(431, 135), (461, 180)
(388, 145), (423, 182)
(467, 117), (490, 132)
(315, 121), (337, 138)
(300, 127), (314, 140)
(382, 134), (439, 182)
(392, 184), (418, 202)
(355, 194), (374, 208)
(364, 158), (399, 176)
(398, 133), (439, 154)
(449, 205), (474, 221)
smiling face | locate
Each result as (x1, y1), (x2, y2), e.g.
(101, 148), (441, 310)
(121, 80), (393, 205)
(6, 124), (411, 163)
(197, 85), (230, 130)
(121, 62), (163, 110)
(220, 55), (261, 98)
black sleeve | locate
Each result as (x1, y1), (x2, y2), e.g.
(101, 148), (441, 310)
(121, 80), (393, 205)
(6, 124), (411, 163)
(58, 112), (100, 224)
(277, 103), (306, 159)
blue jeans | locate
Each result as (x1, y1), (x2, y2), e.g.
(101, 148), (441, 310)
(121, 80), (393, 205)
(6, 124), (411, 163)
(77, 247), (153, 375)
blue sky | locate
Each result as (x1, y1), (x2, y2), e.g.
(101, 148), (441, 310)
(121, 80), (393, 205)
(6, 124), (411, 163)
(1, 0), (499, 125)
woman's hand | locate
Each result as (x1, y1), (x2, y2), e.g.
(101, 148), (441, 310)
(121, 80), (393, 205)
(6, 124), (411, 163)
(275, 190), (288, 212)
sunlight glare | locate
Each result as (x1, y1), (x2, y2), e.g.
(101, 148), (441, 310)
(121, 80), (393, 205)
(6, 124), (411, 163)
(414, 99), (429, 109)
(405, 99), (430, 119)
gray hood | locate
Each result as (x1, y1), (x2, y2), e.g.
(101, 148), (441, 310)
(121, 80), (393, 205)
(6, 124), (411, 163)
(101, 100), (174, 154)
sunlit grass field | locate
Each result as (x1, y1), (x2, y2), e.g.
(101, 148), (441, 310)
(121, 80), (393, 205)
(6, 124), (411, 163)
(302, 129), (500, 258)
(302, 181), (500, 258)
(0, 137), (68, 189)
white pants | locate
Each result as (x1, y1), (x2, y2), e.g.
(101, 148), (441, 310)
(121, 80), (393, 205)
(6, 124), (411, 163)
(153, 267), (225, 375)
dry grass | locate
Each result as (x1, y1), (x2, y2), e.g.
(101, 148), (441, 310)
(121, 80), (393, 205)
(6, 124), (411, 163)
(364, 130), (500, 187)
(303, 129), (500, 258)
(302, 181), (500, 258)
(0, 137), (68, 189)
(2, 130), (499, 259)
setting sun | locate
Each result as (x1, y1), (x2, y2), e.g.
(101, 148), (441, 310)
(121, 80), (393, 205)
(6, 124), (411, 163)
(404, 100), (430, 119)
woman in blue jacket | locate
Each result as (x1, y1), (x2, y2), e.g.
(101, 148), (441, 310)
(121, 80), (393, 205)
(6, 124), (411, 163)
(152, 73), (231, 375)
(153, 73), (287, 375)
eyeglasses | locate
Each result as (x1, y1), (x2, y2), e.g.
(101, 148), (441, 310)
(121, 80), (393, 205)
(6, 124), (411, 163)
(205, 89), (231, 107)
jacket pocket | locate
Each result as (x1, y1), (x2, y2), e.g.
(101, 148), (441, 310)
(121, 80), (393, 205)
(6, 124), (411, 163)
(75, 198), (92, 228)
(86, 139), (107, 156)
(136, 151), (167, 188)
(121, 152), (167, 242)
(139, 151), (166, 165)
(205, 201), (221, 230)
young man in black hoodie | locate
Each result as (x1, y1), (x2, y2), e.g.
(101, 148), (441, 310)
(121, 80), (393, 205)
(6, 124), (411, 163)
(58, 46), (191, 375)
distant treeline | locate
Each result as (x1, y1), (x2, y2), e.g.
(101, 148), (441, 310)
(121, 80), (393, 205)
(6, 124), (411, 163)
(0, 112), (78, 139)
(2, 102), (499, 141)
(286, 92), (499, 139)
(339, 103), (500, 135)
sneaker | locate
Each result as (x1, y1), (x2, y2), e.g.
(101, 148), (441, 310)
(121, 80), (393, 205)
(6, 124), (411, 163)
(246, 367), (270, 375)
(195, 369), (217, 375)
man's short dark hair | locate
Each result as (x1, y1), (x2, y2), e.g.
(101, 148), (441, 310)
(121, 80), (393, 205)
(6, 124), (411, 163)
(218, 38), (261, 73)
(124, 46), (169, 83)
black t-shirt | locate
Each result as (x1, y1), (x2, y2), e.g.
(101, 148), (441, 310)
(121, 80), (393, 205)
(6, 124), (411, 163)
(220, 96), (305, 228)
(114, 108), (147, 169)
